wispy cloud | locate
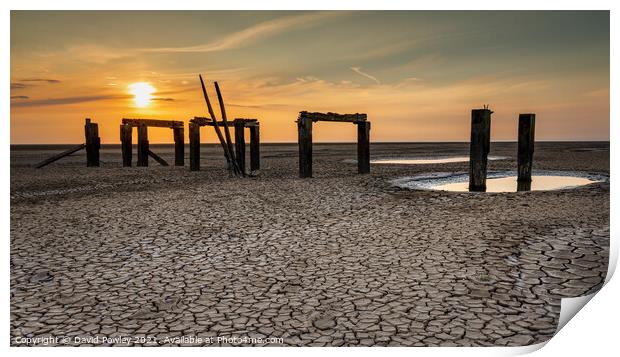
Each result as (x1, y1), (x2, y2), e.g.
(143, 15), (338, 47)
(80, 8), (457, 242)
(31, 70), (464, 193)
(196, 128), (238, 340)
(11, 78), (61, 90)
(142, 12), (347, 53)
(21, 78), (61, 83)
(11, 95), (30, 99)
(350, 66), (381, 85)
(11, 83), (28, 90)
(152, 97), (175, 102)
(11, 94), (128, 107)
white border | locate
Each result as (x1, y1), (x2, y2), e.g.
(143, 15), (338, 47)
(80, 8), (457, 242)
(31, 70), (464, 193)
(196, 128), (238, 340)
(3, 1), (616, 357)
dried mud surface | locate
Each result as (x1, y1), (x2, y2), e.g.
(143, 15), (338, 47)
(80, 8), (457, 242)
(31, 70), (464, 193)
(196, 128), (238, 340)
(10, 142), (610, 346)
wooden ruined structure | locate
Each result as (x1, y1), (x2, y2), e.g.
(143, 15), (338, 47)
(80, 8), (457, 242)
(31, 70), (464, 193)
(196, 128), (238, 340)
(189, 117), (260, 174)
(517, 113), (536, 192)
(189, 75), (256, 177)
(297, 111), (370, 178)
(35, 118), (100, 168)
(468, 107), (493, 192)
(120, 118), (184, 167)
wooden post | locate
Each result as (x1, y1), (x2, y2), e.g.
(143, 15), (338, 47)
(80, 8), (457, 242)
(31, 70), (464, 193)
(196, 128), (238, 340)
(517, 113), (536, 183)
(234, 120), (246, 175)
(357, 121), (370, 174)
(250, 125), (260, 172)
(468, 109), (492, 192)
(517, 180), (532, 192)
(84, 119), (100, 167)
(173, 127), (184, 166)
(298, 115), (313, 178)
(120, 124), (132, 167)
(137, 124), (149, 167)
(189, 123), (200, 171)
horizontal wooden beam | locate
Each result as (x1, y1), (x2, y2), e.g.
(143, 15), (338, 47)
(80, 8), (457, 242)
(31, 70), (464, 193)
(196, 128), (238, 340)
(122, 118), (183, 128)
(298, 111), (367, 123)
(191, 117), (259, 127)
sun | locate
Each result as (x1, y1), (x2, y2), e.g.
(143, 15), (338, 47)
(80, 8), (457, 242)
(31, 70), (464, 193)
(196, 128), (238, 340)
(128, 82), (156, 108)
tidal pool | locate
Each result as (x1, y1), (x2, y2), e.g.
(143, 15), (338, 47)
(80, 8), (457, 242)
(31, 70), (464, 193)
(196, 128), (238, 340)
(434, 175), (599, 192)
(371, 156), (506, 165)
(391, 171), (606, 193)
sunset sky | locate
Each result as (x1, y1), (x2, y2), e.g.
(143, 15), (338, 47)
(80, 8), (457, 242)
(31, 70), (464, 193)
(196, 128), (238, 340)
(10, 11), (609, 144)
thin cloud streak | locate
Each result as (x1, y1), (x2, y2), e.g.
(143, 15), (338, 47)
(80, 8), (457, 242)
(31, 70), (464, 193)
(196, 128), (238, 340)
(350, 66), (381, 85)
(11, 94), (129, 107)
(142, 12), (348, 53)
(22, 78), (61, 83)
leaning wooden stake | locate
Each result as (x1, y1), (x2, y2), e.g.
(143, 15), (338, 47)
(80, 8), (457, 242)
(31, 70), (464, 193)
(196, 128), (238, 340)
(198, 75), (240, 175)
(148, 150), (169, 166)
(468, 108), (492, 192)
(34, 144), (86, 168)
(214, 82), (243, 176)
(517, 113), (536, 184)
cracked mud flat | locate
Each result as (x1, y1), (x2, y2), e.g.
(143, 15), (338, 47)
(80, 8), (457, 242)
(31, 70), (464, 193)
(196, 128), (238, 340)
(10, 142), (609, 346)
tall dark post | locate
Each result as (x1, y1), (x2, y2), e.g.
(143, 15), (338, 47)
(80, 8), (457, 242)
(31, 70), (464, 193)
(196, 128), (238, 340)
(250, 125), (260, 172)
(234, 120), (246, 175)
(298, 115), (313, 178)
(173, 127), (184, 166)
(120, 124), (133, 167)
(517, 113), (536, 184)
(189, 123), (200, 171)
(137, 124), (149, 167)
(357, 121), (370, 174)
(468, 109), (492, 192)
(84, 119), (100, 167)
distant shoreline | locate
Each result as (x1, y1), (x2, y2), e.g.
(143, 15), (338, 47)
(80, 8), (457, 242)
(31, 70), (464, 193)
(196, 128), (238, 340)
(9, 140), (611, 150)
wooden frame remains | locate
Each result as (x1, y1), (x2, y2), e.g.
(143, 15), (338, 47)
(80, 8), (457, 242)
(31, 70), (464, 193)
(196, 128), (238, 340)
(120, 118), (184, 167)
(35, 118), (100, 168)
(188, 117), (260, 174)
(297, 111), (370, 178)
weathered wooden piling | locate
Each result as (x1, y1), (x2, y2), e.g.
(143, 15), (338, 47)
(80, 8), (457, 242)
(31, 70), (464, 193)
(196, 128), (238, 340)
(297, 111), (369, 178)
(120, 124), (132, 167)
(189, 122), (200, 171)
(468, 108), (492, 192)
(250, 125), (260, 172)
(234, 120), (246, 175)
(84, 119), (100, 167)
(173, 127), (184, 166)
(357, 122), (371, 174)
(298, 115), (313, 178)
(137, 124), (149, 167)
(517, 113), (536, 183)
(517, 180), (532, 192)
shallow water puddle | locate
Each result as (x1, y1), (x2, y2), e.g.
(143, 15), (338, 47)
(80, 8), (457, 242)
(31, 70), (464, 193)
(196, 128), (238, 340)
(434, 175), (599, 192)
(372, 156), (506, 165)
(390, 171), (606, 193)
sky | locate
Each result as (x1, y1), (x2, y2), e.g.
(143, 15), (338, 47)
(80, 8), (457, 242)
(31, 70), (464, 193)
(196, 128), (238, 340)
(10, 11), (610, 144)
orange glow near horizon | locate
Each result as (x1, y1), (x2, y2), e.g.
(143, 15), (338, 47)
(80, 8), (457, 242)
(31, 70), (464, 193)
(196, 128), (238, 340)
(9, 11), (610, 144)
(128, 82), (156, 108)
